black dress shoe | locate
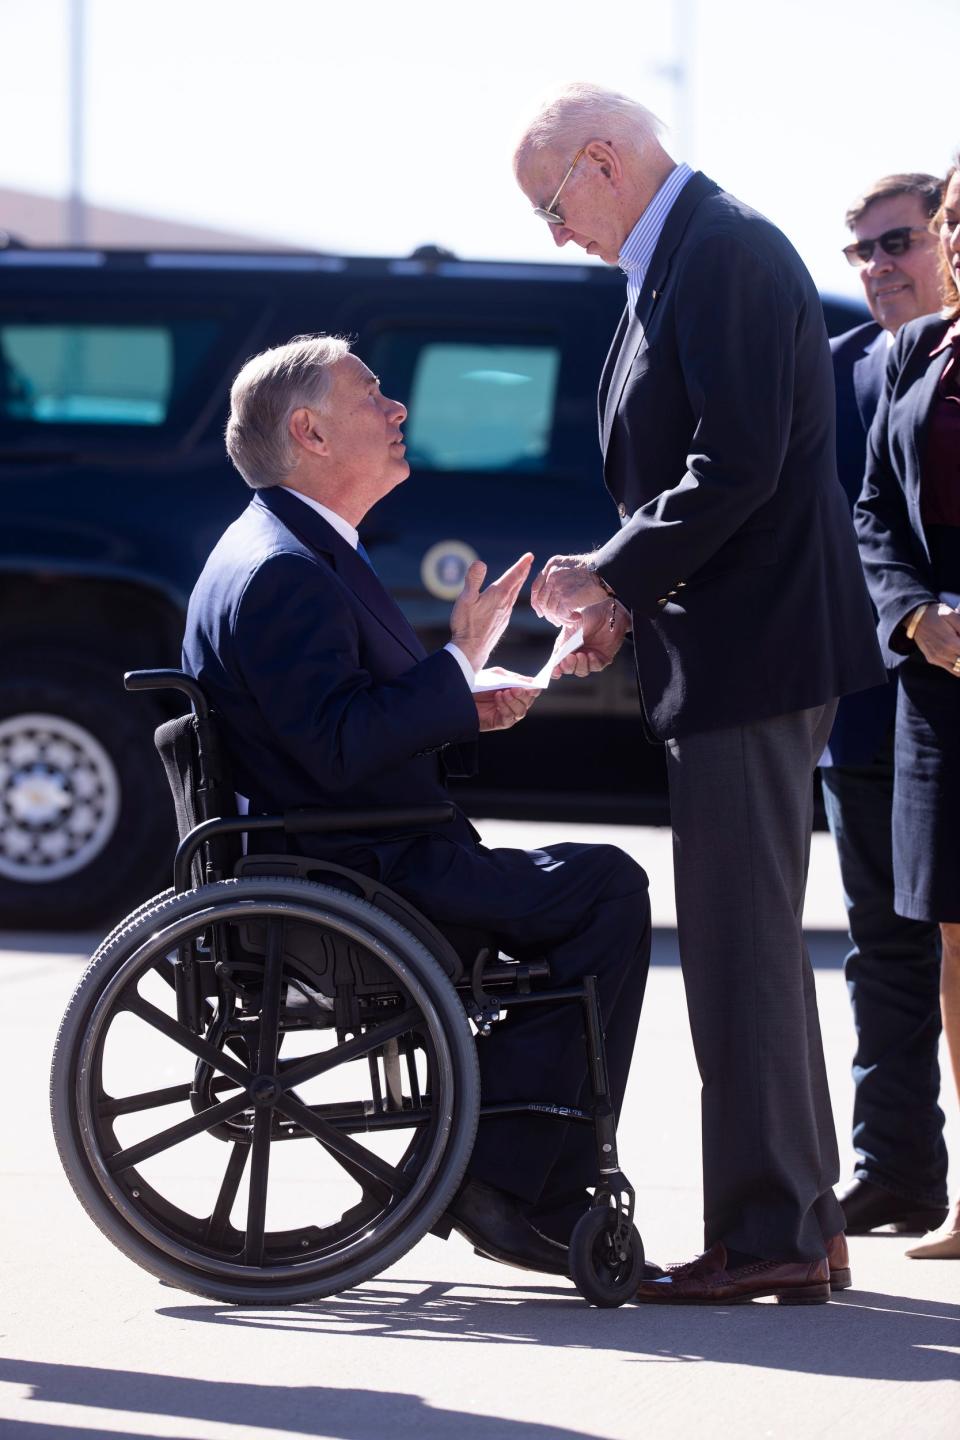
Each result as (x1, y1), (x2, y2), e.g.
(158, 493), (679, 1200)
(444, 1179), (570, 1275)
(840, 1179), (948, 1236)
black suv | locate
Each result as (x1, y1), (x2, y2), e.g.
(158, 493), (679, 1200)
(0, 245), (866, 925)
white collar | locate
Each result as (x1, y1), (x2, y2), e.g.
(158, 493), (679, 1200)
(280, 486), (359, 549)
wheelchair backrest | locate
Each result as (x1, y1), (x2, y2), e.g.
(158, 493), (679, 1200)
(154, 710), (242, 886)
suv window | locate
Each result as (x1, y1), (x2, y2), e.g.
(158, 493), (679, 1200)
(0, 318), (221, 428)
(372, 333), (561, 472)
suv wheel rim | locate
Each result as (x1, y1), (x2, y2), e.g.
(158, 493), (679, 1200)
(0, 713), (121, 882)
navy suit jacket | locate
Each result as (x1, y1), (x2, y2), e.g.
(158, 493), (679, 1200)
(591, 171), (885, 741)
(182, 485), (480, 861)
(821, 321), (896, 766)
(855, 312), (955, 667)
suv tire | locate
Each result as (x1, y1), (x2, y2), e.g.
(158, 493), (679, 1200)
(0, 649), (173, 928)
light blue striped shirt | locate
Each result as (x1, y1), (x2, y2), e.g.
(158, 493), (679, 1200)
(619, 161), (694, 312)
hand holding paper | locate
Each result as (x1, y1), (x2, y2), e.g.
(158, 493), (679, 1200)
(473, 624), (584, 692)
(550, 601), (631, 679)
(474, 680), (540, 731)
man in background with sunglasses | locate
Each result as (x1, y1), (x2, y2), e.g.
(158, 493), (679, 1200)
(513, 82), (886, 1305)
(822, 173), (949, 1239)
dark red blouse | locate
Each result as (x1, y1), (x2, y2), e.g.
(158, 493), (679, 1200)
(921, 318), (960, 528)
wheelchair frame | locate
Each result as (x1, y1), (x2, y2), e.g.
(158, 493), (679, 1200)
(49, 668), (642, 1307)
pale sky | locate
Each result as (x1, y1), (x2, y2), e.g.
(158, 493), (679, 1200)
(1, 0), (957, 299)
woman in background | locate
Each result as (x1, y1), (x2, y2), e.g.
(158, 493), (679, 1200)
(856, 154), (960, 1260)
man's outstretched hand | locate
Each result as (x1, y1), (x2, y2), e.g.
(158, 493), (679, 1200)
(474, 675), (541, 731)
(531, 553), (610, 626)
(450, 553), (534, 672)
(552, 599), (631, 679)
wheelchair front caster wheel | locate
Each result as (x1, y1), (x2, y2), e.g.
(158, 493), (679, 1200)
(568, 1207), (645, 1308)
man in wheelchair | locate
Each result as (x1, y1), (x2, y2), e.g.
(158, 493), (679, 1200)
(180, 334), (651, 1281)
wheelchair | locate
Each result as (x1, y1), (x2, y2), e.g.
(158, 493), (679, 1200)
(50, 669), (644, 1308)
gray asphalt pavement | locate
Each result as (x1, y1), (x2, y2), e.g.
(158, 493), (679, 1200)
(1, 825), (957, 1440)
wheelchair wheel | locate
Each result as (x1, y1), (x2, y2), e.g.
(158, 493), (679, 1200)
(568, 1206), (645, 1308)
(51, 876), (480, 1304)
(88, 887), (176, 962)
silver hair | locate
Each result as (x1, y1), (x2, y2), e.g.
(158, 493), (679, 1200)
(225, 333), (352, 490)
(516, 82), (664, 165)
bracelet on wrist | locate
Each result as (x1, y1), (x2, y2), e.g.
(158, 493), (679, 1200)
(904, 604), (929, 642)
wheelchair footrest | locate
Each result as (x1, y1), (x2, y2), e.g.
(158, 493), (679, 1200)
(429, 1210), (456, 1241)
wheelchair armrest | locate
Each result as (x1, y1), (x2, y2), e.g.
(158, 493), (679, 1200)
(125, 669), (210, 717)
(174, 805), (455, 893)
(282, 805), (455, 835)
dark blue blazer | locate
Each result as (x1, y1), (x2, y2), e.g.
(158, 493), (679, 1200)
(591, 171), (885, 741)
(855, 313), (954, 667)
(182, 485), (480, 858)
(821, 322), (896, 766)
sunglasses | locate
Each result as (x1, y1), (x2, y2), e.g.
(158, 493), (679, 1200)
(842, 226), (932, 267)
(532, 147), (587, 226)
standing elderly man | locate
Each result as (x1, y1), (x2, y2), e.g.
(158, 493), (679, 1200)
(514, 83), (886, 1304)
(822, 174), (948, 1239)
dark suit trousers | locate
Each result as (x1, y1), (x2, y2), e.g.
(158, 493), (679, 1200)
(665, 704), (845, 1262)
(820, 746), (946, 1207)
(380, 839), (651, 1207)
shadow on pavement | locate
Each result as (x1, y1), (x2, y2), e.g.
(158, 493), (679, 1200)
(3, 1283), (956, 1438)
(647, 929), (849, 969)
(804, 931), (848, 969)
(2, 1427), (175, 1440)
(156, 1279), (959, 1383)
(0, 1355), (603, 1440)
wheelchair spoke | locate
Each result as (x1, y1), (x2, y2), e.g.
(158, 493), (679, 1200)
(244, 1109), (272, 1266)
(100, 1081), (193, 1117)
(101, 1073), (242, 1118)
(107, 1091), (252, 1173)
(205, 1142), (249, 1248)
(404, 1035), (422, 1107)
(278, 1007), (420, 1092)
(277, 1092), (412, 1202)
(125, 992), (251, 1089)
(257, 919), (284, 1073)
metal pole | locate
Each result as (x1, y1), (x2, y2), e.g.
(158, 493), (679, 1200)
(655, 0), (696, 162)
(671, 0), (696, 162)
(67, 0), (86, 244)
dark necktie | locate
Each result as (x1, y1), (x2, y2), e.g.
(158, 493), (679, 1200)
(356, 540), (375, 571)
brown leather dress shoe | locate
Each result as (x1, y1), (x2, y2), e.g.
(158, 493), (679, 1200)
(633, 1242), (830, 1305)
(826, 1232), (852, 1291)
